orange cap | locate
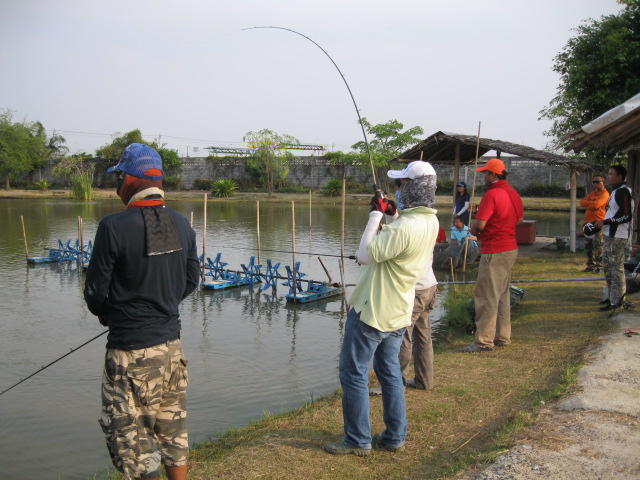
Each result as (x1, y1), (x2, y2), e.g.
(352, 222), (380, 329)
(476, 158), (506, 175)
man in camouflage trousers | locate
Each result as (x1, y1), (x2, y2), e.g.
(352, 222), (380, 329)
(595, 165), (633, 311)
(85, 144), (200, 480)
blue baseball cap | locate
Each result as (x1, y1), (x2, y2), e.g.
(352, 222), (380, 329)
(456, 181), (467, 187)
(107, 143), (164, 180)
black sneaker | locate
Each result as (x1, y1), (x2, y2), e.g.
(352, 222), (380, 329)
(372, 433), (405, 452)
(583, 267), (594, 273)
(599, 303), (616, 311)
(323, 440), (371, 456)
(598, 298), (611, 305)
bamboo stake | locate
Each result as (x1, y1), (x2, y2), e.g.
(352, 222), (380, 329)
(291, 201), (297, 298)
(20, 215), (29, 258)
(463, 122), (482, 271)
(78, 216), (84, 267)
(309, 190), (312, 226)
(201, 193), (207, 283)
(190, 211), (194, 228)
(450, 257), (455, 283)
(256, 201), (261, 264)
(318, 256), (333, 283)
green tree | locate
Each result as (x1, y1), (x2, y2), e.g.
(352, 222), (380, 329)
(95, 130), (181, 183)
(540, 0), (640, 163)
(351, 117), (424, 159)
(243, 129), (298, 195)
(0, 110), (65, 189)
(337, 117), (424, 190)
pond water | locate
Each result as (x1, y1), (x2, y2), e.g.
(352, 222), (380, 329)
(0, 198), (574, 479)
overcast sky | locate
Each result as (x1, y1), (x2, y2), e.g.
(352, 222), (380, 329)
(0, 0), (623, 157)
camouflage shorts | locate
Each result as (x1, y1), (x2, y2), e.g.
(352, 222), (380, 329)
(99, 338), (189, 479)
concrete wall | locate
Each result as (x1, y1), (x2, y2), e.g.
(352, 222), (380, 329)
(178, 155), (586, 191)
(39, 155), (590, 191)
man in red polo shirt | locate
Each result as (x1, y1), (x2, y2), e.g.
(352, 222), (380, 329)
(464, 158), (523, 353)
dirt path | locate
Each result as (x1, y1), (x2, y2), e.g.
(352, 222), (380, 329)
(455, 302), (640, 480)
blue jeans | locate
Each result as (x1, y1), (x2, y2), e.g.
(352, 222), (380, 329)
(339, 308), (407, 448)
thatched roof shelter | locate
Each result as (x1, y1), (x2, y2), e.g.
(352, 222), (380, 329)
(392, 131), (599, 252)
(395, 131), (595, 172)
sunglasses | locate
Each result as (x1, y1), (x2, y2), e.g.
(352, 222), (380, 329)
(592, 180), (603, 184)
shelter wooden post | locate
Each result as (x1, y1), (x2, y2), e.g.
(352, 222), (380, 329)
(453, 144), (461, 198)
(569, 169), (577, 252)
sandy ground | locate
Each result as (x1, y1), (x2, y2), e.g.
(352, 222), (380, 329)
(455, 300), (640, 480)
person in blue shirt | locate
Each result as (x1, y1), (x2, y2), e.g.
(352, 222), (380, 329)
(447, 216), (478, 267)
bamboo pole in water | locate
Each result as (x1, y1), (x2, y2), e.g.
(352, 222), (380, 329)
(256, 201), (261, 264)
(20, 216), (29, 258)
(309, 190), (312, 226)
(201, 194), (207, 283)
(78, 216), (84, 267)
(190, 211), (194, 228)
(463, 121), (482, 271)
(291, 201), (297, 298)
(318, 256), (333, 283)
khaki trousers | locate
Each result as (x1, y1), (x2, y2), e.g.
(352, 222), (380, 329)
(473, 249), (518, 348)
(399, 285), (438, 389)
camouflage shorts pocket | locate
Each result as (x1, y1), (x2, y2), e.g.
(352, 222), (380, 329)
(168, 358), (189, 392)
(126, 365), (165, 407)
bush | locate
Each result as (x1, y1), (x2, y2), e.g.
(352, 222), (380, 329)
(275, 183), (308, 193)
(442, 285), (475, 333)
(211, 179), (238, 198)
(163, 176), (185, 191)
(35, 179), (51, 191)
(322, 178), (343, 196)
(70, 172), (94, 200)
(191, 178), (213, 190)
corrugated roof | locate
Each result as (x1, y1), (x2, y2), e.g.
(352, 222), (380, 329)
(563, 91), (640, 154)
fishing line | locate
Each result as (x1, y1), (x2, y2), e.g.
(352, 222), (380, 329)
(206, 244), (356, 260)
(439, 277), (606, 285)
(242, 26), (377, 187)
(0, 330), (107, 397)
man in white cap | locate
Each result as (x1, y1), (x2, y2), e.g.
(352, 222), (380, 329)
(323, 160), (438, 456)
(387, 162), (439, 390)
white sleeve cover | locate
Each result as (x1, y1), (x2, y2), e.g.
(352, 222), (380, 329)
(355, 211), (384, 265)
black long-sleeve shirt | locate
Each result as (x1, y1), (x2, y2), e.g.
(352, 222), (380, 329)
(84, 206), (200, 350)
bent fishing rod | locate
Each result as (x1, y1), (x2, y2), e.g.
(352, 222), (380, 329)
(0, 330), (107, 397)
(242, 26), (377, 188)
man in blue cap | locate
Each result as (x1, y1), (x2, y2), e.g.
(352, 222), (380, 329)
(85, 143), (200, 480)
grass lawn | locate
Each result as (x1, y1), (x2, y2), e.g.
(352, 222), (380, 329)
(137, 251), (612, 480)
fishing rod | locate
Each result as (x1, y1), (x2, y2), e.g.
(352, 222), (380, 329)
(242, 26), (378, 188)
(0, 330), (107, 397)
